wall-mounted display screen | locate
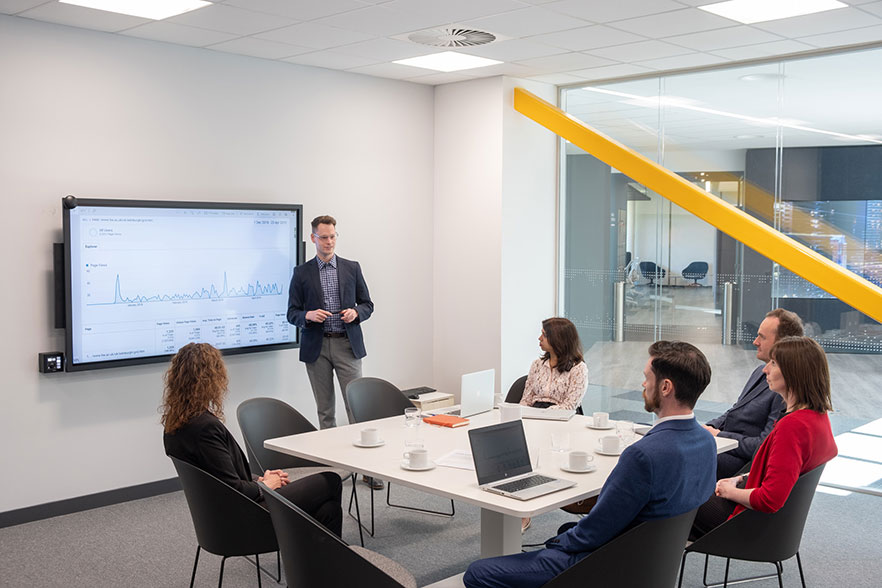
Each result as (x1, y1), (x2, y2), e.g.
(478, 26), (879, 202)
(63, 198), (302, 371)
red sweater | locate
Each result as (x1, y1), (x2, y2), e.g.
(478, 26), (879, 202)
(734, 409), (837, 516)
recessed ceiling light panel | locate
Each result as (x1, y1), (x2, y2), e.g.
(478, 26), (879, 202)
(59, 0), (212, 20)
(393, 51), (502, 73)
(698, 0), (847, 24)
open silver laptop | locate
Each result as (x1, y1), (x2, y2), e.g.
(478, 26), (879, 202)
(518, 405), (576, 421)
(468, 420), (575, 501)
(434, 369), (495, 418)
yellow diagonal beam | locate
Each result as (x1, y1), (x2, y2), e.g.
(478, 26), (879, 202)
(513, 87), (882, 324)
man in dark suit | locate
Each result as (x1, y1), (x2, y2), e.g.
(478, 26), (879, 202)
(704, 308), (803, 478)
(287, 215), (374, 431)
(463, 341), (717, 588)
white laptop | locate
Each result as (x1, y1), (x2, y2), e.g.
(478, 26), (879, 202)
(467, 420), (575, 501)
(434, 369), (495, 418)
(518, 405), (576, 421)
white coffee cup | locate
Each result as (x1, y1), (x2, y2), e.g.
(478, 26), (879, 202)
(360, 427), (380, 445)
(598, 435), (621, 454)
(403, 448), (429, 469)
(568, 450), (593, 471)
(592, 412), (609, 428)
(499, 403), (522, 422)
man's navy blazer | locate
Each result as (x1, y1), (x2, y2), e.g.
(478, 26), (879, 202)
(706, 365), (784, 461)
(287, 256), (374, 364)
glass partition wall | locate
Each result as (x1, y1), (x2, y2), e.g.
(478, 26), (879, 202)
(561, 46), (882, 496)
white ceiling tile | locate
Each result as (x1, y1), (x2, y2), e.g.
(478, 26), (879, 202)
(222, 0), (365, 21)
(844, 0), (882, 4)
(458, 38), (566, 62)
(346, 61), (424, 79)
(709, 39), (815, 60)
(530, 24), (646, 51)
(858, 1), (882, 17)
(0, 0), (47, 14)
(546, 0), (686, 23)
(383, 0), (526, 23)
(635, 52), (731, 71)
(313, 5), (440, 37)
(19, 2), (147, 32)
(460, 7), (591, 38)
(283, 49), (379, 69)
(333, 37), (432, 61)
(121, 21), (237, 47)
(208, 36), (314, 59)
(167, 3), (297, 36)
(528, 72), (586, 84)
(567, 63), (654, 81)
(798, 23), (882, 47)
(665, 26), (784, 51)
(609, 8), (736, 38)
(406, 72), (478, 84)
(753, 7), (881, 37)
(255, 21), (375, 49)
(458, 61), (542, 77)
(516, 51), (617, 72)
(587, 40), (694, 62)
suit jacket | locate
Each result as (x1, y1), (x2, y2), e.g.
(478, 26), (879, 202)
(706, 365), (784, 461)
(547, 418), (716, 557)
(163, 411), (262, 502)
(287, 255), (374, 364)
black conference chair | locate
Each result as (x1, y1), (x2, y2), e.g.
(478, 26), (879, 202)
(678, 465), (826, 588)
(237, 397), (364, 546)
(262, 485), (417, 588)
(345, 377), (455, 536)
(542, 507), (699, 587)
(504, 375), (528, 404)
(682, 261), (709, 285)
(169, 456), (280, 588)
(639, 261), (666, 285)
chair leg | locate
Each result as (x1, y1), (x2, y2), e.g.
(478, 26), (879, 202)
(218, 556), (227, 588)
(701, 558), (787, 588)
(189, 545), (201, 588)
(677, 551), (688, 588)
(255, 553), (262, 588)
(776, 561), (784, 588)
(276, 551), (282, 583)
(796, 552), (807, 588)
(347, 473), (374, 539)
(723, 557), (730, 588)
(386, 482), (455, 517)
(702, 554), (711, 587)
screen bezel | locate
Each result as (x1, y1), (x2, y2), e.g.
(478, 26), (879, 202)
(62, 197), (302, 371)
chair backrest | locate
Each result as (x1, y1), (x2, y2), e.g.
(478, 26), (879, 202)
(169, 456), (278, 557)
(237, 397), (325, 475)
(262, 485), (406, 587)
(345, 377), (413, 424)
(687, 464), (825, 563)
(542, 507), (698, 588)
(639, 261), (665, 278)
(682, 261), (709, 278)
(505, 375), (528, 404)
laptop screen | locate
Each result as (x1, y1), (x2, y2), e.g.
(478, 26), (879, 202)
(468, 420), (533, 486)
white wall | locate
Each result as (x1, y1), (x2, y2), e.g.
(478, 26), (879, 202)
(0, 15), (435, 512)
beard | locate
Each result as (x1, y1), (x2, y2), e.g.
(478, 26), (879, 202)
(643, 381), (662, 413)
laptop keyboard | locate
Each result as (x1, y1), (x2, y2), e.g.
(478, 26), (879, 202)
(494, 474), (555, 493)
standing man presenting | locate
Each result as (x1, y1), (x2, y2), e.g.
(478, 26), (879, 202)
(704, 308), (803, 478)
(288, 215), (374, 430)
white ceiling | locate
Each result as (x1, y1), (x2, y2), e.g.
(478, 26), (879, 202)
(3, 0), (882, 86)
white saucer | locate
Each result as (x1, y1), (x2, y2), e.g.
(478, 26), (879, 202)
(353, 439), (385, 448)
(400, 460), (435, 471)
(586, 424), (615, 430)
(594, 448), (623, 456)
(560, 464), (597, 474)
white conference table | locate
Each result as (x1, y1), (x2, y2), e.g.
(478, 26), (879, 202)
(265, 410), (737, 557)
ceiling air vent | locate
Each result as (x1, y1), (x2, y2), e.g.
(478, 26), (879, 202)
(408, 28), (496, 48)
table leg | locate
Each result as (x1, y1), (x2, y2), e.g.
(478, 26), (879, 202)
(480, 509), (522, 557)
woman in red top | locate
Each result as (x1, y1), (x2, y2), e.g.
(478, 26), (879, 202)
(691, 336), (837, 537)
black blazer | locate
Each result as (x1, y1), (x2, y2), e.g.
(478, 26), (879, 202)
(164, 411), (262, 502)
(286, 255), (374, 363)
(706, 365), (785, 461)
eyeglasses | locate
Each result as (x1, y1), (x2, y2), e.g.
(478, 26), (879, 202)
(313, 232), (338, 242)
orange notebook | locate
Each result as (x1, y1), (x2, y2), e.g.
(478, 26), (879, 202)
(422, 414), (470, 428)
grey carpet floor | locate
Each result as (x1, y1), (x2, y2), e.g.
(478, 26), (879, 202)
(0, 477), (878, 587)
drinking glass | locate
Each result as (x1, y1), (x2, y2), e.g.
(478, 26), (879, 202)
(551, 432), (571, 467)
(616, 421), (635, 446)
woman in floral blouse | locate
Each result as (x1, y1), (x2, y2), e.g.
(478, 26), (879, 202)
(520, 317), (588, 410)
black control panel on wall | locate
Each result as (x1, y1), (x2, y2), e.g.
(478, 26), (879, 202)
(39, 352), (65, 373)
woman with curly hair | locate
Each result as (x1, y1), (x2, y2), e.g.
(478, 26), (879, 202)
(161, 342), (342, 536)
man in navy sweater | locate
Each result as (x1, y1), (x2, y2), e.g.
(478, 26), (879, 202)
(464, 341), (717, 588)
